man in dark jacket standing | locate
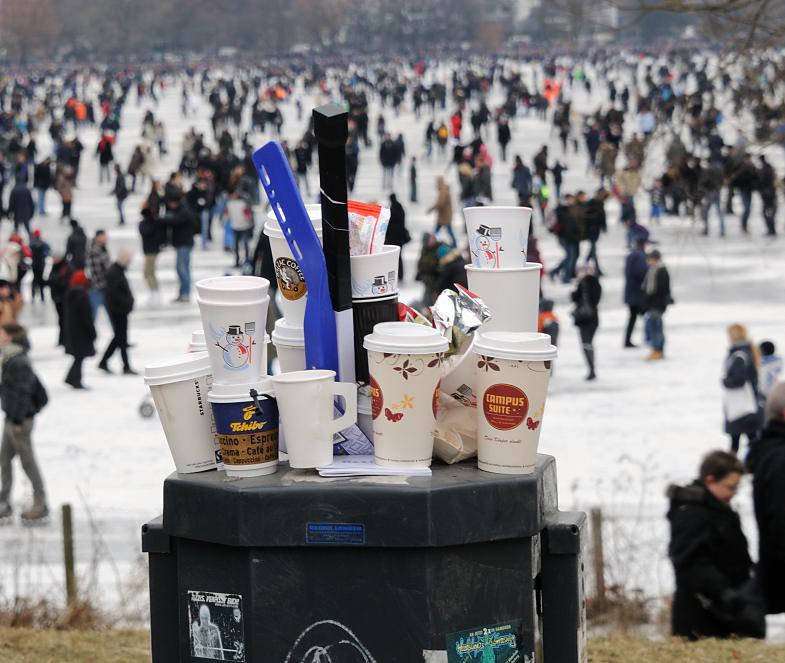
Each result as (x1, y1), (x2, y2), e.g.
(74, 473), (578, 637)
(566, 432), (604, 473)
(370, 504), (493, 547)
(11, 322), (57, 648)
(8, 177), (35, 240)
(167, 196), (197, 303)
(65, 219), (87, 269)
(98, 249), (136, 375)
(623, 238), (648, 348)
(643, 249), (672, 361)
(33, 157), (52, 216)
(747, 382), (785, 615)
(379, 133), (397, 190)
(0, 323), (48, 523)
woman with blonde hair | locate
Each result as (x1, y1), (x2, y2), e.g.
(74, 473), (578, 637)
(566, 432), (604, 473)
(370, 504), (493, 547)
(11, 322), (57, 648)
(722, 323), (762, 454)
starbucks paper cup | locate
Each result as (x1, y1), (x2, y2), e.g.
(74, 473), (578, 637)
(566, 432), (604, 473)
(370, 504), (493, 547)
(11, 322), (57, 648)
(144, 352), (218, 473)
(196, 276), (270, 385)
(364, 322), (449, 468)
(208, 380), (279, 477)
(271, 318), (306, 373)
(265, 205), (323, 326)
(473, 332), (557, 475)
(464, 206), (532, 269)
(465, 263), (541, 333)
(350, 245), (400, 301)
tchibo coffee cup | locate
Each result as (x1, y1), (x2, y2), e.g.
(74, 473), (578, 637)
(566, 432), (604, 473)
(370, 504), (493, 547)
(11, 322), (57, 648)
(144, 352), (218, 473)
(265, 204), (323, 327)
(464, 206), (532, 269)
(188, 330), (207, 353)
(473, 332), (557, 475)
(364, 322), (449, 468)
(465, 263), (541, 333)
(271, 370), (357, 468)
(196, 276), (270, 385)
(271, 318), (306, 373)
(208, 380), (279, 477)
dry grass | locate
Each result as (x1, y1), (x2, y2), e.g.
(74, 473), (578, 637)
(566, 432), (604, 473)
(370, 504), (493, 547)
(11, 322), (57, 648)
(0, 627), (149, 663)
(2, 629), (785, 662)
(589, 634), (785, 662)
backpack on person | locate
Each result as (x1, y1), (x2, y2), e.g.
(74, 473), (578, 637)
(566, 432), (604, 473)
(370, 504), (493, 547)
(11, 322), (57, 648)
(32, 372), (49, 414)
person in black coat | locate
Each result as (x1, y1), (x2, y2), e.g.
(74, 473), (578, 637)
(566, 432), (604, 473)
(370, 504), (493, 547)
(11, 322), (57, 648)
(98, 250), (136, 375)
(386, 194), (411, 282)
(65, 219), (87, 269)
(667, 450), (762, 640)
(571, 266), (602, 380)
(47, 255), (71, 346)
(33, 157), (52, 216)
(8, 177), (35, 239)
(63, 269), (96, 389)
(582, 189), (606, 276)
(642, 249), (672, 360)
(747, 382), (785, 615)
(623, 238), (648, 348)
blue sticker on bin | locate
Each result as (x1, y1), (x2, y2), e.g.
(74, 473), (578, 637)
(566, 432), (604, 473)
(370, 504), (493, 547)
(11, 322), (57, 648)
(306, 523), (366, 545)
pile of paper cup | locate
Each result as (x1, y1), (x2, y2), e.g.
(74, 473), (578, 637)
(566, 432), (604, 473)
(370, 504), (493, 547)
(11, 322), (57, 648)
(195, 275), (278, 478)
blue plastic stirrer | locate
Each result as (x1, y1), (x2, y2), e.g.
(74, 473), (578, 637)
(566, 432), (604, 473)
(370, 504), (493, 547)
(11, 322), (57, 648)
(252, 141), (338, 374)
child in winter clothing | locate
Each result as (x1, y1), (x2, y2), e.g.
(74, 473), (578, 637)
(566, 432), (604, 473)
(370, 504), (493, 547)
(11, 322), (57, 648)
(758, 341), (783, 409)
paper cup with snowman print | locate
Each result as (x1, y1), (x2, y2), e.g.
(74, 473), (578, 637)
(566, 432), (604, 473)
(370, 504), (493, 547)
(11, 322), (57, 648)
(464, 206), (532, 269)
(364, 322), (448, 468)
(196, 276), (270, 385)
(473, 331), (557, 475)
(265, 204), (322, 327)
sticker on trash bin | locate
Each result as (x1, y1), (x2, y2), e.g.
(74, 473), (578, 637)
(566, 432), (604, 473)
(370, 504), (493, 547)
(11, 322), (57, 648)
(188, 591), (245, 661)
(306, 522), (366, 545)
(445, 620), (522, 662)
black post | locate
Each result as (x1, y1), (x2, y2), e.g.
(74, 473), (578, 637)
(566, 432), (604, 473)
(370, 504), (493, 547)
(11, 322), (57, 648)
(62, 504), (76, 605)
(313, 105), (355, 383)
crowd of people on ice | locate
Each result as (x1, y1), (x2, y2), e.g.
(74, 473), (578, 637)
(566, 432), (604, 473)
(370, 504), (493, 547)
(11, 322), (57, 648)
(0, 48), (784, 639)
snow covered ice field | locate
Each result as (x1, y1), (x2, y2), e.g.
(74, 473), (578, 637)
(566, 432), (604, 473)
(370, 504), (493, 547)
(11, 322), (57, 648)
(1, 60), (784, 636)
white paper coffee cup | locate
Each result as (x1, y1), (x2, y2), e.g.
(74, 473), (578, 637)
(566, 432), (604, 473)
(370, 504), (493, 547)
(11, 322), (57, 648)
(196, 276), (270, 385)
(265, 205), (323, 326)
(465, 263), (541, 333)
(271, 318), (306, 373)
(473, 332), (557, 475)
(464, 206), (532, 269)
(271, 369), (357, 468)
(350, 245), (400, 301)
(364, 322), (449, 468)
(208, 380), (279, 477)
(145, 352), (218, 473)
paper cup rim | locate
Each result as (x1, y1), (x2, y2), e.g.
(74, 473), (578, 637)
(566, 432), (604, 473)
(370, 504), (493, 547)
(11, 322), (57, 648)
(270, 369), (336, 385)
(196, 275), (270, 293)
(473, 331), (557, 361)
(264, 220), (324, 240)
(196, 295), (270, 307)
(349, 244), (401, 263)
(208, 378), (274, 403)
(465, 263), (542, 274)
(364, 321), (449, 354)
(272, 318), (304, 347)
(463, 205), (534, 214)
(144, 351), (211, 386)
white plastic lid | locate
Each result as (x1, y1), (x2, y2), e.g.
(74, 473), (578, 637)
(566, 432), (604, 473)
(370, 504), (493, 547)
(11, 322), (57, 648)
(189, 330), (206, 348)
(195, 276), (270, 304)
(144, 351), (211, 386)
(363, 322), (449, 354)
(271, 318), (304, 348)
(473, 332), (557, 362)
(264, 204), (323, 239)
(208, 379), (273, 403)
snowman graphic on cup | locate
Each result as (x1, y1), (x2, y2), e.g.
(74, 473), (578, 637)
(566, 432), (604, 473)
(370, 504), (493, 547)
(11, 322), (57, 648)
(215, 323), (256, 370)
(472, 224), (503, 268)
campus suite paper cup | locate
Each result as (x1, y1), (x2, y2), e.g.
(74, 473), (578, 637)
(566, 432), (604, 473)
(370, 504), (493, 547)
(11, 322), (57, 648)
(473, 332), (557, 475)
(265, 204), (323, 327)
(271, 318), (306, 373)
(465, 263), (541, 333)
(144, 352), (218, 473)
(196, 276), (270, 385)
(364, 322), (449, 468)
(464, 206), (532, 269)
(271, 370), (357, 468)
(351, 245), (401, 383)
(208, 380), (279, 477)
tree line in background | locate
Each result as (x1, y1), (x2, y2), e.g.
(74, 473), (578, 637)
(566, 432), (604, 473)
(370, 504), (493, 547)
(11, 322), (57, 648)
(0, 0), (781, 63)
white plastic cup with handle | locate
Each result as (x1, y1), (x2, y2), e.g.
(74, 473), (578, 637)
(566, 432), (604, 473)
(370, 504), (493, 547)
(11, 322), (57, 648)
(465, 263), (541, 333)
(265, 204), (323, 326)
(196, 275), (270, 385)
(464, 206), (532, 269)
(473, 332), (557, 475)
(364, 322), (449, 468)
(271, 370), (357, 468)
(144, 352), (218, 473)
